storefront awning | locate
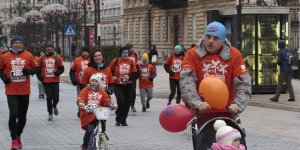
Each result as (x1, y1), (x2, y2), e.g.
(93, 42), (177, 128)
(149, 0), (188, 9)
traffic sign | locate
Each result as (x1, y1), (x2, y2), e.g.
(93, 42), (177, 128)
(64, 25), (76, 37)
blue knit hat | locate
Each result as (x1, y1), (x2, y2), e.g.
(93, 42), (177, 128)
(174, 45), (182, 52)
(204, 22), (226, 42)
(11, 35), (23, 44)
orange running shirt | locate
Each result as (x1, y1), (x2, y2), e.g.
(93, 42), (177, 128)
(78, 87), (111, 130)
(138, 63), (156, 89)
(165, 55), (184, 80)
(128, 53), (138, 66)
(80, 66), (114, 90)
(182, 47), (248, 104)
(71, 56), (89, 83)
(37, 54), (64, 83)
(110, 58), (137, 85)
(0, 51), (38, 95)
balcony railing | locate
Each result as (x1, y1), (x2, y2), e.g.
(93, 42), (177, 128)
(242, 0), (300, 7)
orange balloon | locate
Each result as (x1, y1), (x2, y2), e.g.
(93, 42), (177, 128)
(199, 76), (229, 110)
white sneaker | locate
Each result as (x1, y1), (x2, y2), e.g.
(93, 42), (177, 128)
(48, 115), (53, 121)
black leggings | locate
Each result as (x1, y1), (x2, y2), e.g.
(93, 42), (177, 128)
(131, 80), (137, 107)
(43, 83), (59, 115)
(82, 120), (98, 147)
(114, 84), (133, 123)
(168, 79), (181, 103)
(7, 95), (29, 140)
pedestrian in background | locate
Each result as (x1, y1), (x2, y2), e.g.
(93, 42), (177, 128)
(164, 45), (184, 105)
(0, 35), (39, 150)
(35, 51), (45, 99)
(36, 41), (65, 121)
(125, 43), (139, 112)
(69, 46), (90, 95)
(138, 53), (157, 112)
(148, 44), (158, 67)
(270, 40), (295, 102)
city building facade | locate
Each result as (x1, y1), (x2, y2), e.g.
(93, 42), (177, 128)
(123, 0), (300, 93)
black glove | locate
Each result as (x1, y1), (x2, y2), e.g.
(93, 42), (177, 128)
(105, 89), (113, 95)
(149, 77), (154, 81)
(37, 75), (44, 82)
(169, 71), (175, 76)
(22, 68), (30, 75)
(2, 75), (10, 84)
(71, 80), (78, 86)
(54, 71), (60, 76)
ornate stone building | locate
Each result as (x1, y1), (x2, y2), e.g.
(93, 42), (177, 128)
(123, 0), (300, 93)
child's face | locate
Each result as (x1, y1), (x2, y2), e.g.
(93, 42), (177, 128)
(232, 138), (241, 148)
(90, 79), (99, 87)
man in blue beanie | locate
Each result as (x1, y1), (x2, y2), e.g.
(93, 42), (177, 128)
(164, 44), (184, 105)
(0, 34), (39, 149)
(180, 22), (251, 149)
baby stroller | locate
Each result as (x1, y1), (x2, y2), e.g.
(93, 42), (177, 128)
(187, 110), (247, 150)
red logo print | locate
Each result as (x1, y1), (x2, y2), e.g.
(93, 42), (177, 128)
(208, 25), (218, 32)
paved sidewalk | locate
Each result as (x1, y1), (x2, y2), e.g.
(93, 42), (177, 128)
(62, 61), (300, 112)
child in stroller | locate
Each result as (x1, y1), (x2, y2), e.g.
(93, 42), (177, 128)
(189, 112), (246, 150)
(212, 119), (245, 150)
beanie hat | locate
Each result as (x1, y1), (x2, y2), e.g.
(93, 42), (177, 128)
(89, 73), (104, 85)
(125, 43), (134, 49)
(44, 41), (54, 48)
(204, 22), (226, 42)
(141, 53), (149, 61)
(174, 45), (183, 52)
(11, 35), (23, 44)
(81, 46), (90, 53)
(214, 120), (241, 145)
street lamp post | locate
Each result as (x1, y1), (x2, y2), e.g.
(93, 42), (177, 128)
(83, 0), (89, 46)
(236, 0), (242, 51)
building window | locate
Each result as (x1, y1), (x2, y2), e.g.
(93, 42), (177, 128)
(140, 18), (143, 42)
(160, 17), (163, 42)
(152, 17), (155, 42)
(127, 19), (130, 42)
(193, 14), (197, 41)
(184, 15), (188, 41)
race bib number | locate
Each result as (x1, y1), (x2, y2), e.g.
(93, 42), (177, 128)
(45, 69), (55, 77)
(140, 68), (149, 77)
(94, 107), (110, 120)
(172, 64), (181, 72)
(10, 70), (25, 82)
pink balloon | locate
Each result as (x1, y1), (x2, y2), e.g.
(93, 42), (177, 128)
(159, 104), (193, 133)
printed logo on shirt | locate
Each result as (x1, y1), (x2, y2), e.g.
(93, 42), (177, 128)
(119, 63), (130, 75)
(88, 91), (102, 105)
(10, 58), (26, 82)
(202, 59), (228, 81)
(45, 58), (56, 77)
(172, 59), (182, 72)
